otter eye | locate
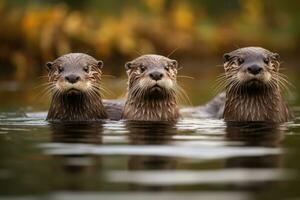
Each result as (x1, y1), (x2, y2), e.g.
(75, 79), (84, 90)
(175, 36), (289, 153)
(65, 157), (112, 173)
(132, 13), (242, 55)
(139, 65), (146, 73)
(263, 57), (270, 64)
(58, 66), (64, 73)
(237, 58), (244, 65)
(164, 66), (170, 71)
(83, 66), (89, 73)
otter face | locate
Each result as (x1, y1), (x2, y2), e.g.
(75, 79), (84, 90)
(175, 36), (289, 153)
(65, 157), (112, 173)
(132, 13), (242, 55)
(223, 47), (280, 87)
(46, 53), (103, 94)
(125, 54), (178, 99)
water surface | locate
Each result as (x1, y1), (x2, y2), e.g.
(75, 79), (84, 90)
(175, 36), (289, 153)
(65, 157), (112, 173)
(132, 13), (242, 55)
(1, 64), (300, 199)
(1, 110), (300, 200)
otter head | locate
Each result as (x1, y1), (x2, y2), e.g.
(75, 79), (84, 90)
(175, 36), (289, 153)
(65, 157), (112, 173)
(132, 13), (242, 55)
(123, 54), (181, 121)
(223, 47), (280, 91)
(125, 54), (178, 100)
(222, 47), (292, 123)
(46, 53), (103, 95)
(46, 53), (107, 121)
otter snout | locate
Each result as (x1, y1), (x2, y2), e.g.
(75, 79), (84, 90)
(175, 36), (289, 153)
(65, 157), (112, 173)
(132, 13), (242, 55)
(65, 74), (80, 84)
(149, 71), (164, 81)
(247, 64), (263, 75)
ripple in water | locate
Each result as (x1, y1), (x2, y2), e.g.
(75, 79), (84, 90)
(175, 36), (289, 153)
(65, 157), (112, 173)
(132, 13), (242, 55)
(0, 111), (298, 200)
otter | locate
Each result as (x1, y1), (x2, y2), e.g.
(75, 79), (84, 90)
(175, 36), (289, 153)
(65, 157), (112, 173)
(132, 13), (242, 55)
(46, 53), (108, 121)
(222, 47), (293, 123)
(122, 54), (181, 121)
(182, 47), (293, 122)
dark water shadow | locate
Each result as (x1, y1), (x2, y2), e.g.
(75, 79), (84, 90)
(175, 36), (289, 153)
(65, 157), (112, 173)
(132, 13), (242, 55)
(50, 122), (104, 144)
(125, 120), (177, 191)
(225, 122), (285, 193)
(49, 122), (104, 191)
(225, 122), (285, 147)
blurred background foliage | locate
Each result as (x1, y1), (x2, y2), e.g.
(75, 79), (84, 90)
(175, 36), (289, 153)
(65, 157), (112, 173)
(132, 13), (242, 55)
(1, 0), (300, 79)
(0, 0), (300, 110)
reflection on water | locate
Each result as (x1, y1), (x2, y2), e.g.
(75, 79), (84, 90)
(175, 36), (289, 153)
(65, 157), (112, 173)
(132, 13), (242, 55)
(224, 122), (285, 195)
(225, 122), (284, 170)
(226, 122), (285, 147)
(49, 122), (104, 191)
(0, 112), (299, 199)
(126, 121), (177, 191)
(51, 122), (104, 144)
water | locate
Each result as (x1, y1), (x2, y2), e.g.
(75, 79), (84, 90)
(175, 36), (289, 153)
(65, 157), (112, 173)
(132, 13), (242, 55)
(0, 64), (300, 199)
(1, 110), (300, 200)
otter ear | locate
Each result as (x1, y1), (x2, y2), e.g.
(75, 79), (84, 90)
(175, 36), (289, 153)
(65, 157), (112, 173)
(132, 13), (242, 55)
(223, 53), (231, 62)
(170, 60), (178, 68)
(272, 53), (280, 60)
(46, 62), (53, 71)
(97, 60), (104, 69)
(125, 62), (133, 71)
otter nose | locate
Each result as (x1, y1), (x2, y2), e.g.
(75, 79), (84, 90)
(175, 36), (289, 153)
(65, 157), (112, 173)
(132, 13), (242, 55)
(65, 74), (80, 84)
(149, 71), (163, 81)
(247, 65), (262, 75)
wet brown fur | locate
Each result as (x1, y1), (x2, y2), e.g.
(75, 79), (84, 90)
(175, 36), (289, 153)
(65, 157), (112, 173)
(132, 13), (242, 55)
(222, 47), (292, 123)
(46, 53), (107, 121)
(122, 54), (181, 121)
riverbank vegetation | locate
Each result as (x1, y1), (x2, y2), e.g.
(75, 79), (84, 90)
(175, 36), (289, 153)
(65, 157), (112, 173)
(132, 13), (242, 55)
(0, 0), (299, 80)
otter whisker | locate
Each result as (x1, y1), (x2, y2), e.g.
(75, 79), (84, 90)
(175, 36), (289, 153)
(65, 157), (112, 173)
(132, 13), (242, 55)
(268, 76), (278, 88)
(134, 50), (143, 56)
(177, 75), (195, 79)
(275, 77), (292, 96)
(98, 86), (114, 97)
(37, 75), (50, 80)
(87, 90), (100, 102)
(276, 73), (295, 88)
(92, 84), (113, 98)
(279, 68), (287, 71)
(276, 72), (290, 79)
(175, 84), (191, 106)
(172, 86), (183, 103)
(227, 79), (240, 95)
(167, 47), (180, 58)
(213, 77), (228, 94)
(102, 74), (116, 79)
(99, 83), (115, 94)
(214, 75), (227, 84)
(212, 73), (229, 92)
(128, 84), (143, 99)
(89, 86), (102, 99)
(276, 79), (289, 91)
(34, 85), (56, 100)
(34, 81), (56, 89)
(213, 83), (226, 95)
(268, 73), (292, 94)
(34, 84), (57, 100)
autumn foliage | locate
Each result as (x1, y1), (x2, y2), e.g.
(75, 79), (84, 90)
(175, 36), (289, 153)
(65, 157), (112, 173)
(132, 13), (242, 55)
(0, 0), (299, 80)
